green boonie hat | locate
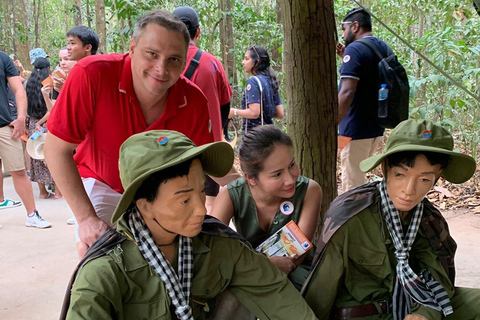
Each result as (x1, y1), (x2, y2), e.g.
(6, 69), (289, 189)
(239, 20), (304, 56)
(360, 119), (476, 184)
(111, 130), (234, 223)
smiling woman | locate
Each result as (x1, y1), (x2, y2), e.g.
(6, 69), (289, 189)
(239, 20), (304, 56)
(210, 125), (322, 291)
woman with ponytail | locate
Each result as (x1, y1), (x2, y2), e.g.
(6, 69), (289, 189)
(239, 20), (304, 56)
(230, 45), (284, 134)
(26, 57), (62, 199)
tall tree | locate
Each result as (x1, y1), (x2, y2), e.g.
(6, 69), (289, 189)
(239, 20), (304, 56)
(12, 0), (30, 67)
(73, 0), (82, 26)
(280, 0), (338, 233)
(219, 0), (236, 84)
(94, 0), (107, 54)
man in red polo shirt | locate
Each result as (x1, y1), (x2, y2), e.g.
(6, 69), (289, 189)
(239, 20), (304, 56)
(45, 9), (219, 258)
(173, 6), (233, 212)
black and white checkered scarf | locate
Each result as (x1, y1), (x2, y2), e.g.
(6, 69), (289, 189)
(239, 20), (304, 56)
(128, 206), (194, 320)
(379, 180), (453, 320)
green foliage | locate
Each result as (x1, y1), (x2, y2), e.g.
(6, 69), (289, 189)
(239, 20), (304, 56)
(335, 0), (480, 159)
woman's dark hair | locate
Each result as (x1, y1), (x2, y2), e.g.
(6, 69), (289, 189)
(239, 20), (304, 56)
(384, 151), (450, 177)
(26, 57), (50, 119)
(134, 158), (196, 203)
(248, 45), (280, 93)
(239, 125), (293, 179)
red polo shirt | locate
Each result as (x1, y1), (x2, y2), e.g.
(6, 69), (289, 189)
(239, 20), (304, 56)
(48, 53), (213, 193)
(184, 44), (232, 141)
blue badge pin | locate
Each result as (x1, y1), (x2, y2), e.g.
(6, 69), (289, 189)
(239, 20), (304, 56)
(157, 136), (168, 146)
(280, 201), (294, 216)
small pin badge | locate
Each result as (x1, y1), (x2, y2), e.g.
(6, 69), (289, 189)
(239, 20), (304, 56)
(158, 136), (168, 146)
(280, 201), (294, 216)
(422, 130), (432, 138)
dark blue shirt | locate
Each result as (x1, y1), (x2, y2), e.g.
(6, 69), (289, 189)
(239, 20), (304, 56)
(241, 75), (281, 133)
(0, 51), (20, 127)
(339, 37), (386, 140)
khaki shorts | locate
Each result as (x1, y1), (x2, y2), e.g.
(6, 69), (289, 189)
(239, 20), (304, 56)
(0, 126), (26, 172)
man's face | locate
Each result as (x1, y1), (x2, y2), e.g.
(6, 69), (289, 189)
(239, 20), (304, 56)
(67, 36), (92, 61)
(386, 154), (443, 216)
(341, 21), (356, 46)
(129, 23), (187, 99)
(139, 159), (207, 239)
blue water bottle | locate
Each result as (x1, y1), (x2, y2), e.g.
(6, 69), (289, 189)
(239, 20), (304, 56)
(378, 84), (388, 118)
(30, 127), (45, 140)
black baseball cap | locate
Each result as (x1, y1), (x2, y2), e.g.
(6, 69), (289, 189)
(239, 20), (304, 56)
(173, 6), (200, 29)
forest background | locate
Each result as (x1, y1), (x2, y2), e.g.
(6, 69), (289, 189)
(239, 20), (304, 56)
(1, 0), (480, 216)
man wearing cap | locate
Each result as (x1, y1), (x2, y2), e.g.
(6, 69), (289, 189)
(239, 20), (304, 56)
(45, 9), (224, 257)
(64, 130), (318, 320)
(173, 6), (233, 212)
(336, 8), (389, 193)
(0, 50), (52, 228)
(302, 119), (480, 319)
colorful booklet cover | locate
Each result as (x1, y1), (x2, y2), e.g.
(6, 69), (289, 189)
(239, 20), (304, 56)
(256, 221), (313, 257)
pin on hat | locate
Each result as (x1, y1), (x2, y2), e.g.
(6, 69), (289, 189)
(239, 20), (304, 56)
(26, 133), (47, 160)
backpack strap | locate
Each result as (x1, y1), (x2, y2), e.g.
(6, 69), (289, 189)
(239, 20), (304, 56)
(357, 38), (393, 60)
(59, 229), (127, 319)
(184, 49), (204, 80)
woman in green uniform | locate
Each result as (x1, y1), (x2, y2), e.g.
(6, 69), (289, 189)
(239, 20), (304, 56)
(211, 125), (322, 290)
(65, 130), (318, 320)
(303, 119), (480, 320)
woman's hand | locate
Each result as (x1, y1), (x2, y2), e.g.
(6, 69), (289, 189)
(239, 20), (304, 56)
(269, 255), (298, 275)
(35, 123), (43, 132)
(228, 108), (235, 119)
(41, 85), (52, 97)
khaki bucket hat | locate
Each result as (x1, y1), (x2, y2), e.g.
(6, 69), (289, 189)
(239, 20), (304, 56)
(111, 130), (234, 223)
(360, 119), (476, 184)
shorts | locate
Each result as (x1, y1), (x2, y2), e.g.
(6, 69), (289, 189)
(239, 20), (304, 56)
(0, 125), (25, 171)
(74, 178), (122, 243)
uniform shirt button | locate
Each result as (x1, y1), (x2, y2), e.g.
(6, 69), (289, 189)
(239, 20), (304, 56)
(205, 289), (211, 294)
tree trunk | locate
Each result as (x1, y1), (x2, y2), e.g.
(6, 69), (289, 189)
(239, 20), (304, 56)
(13, 0), (30, 68)
(86, 0), (91, 29)
(270, 0), (283, 73)
(94, 0), (107, 54)
(280, 0), (338, 236)
(73, 0), (82, 26)
(219, 0), (236, 83)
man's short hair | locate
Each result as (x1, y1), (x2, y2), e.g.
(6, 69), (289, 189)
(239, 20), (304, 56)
(343, 8), (372, 31)
(133, 9), (190, 50)
(172, 6), (200, 40)
(66, 26), (100, 55)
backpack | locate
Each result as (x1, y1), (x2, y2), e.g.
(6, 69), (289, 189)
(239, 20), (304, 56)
(358, 39), (410, 129)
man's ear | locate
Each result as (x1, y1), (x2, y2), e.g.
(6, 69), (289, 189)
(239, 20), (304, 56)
(136, 198), (154, 219)
(195, 27), (201, 41)
(129, 38), (136, 55)
(84, 44), (92, 54)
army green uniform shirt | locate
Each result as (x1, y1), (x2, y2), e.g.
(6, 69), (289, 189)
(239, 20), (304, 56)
(67, 217), (317, 320)
(304, 198), (455, 320)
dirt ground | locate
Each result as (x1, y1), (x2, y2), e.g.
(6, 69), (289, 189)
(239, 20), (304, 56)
(0, 176), (479, 320)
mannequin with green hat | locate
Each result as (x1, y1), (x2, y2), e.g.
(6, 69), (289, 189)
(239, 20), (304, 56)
(302, 119), (480, 320)
(64, 130), (317, 320)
